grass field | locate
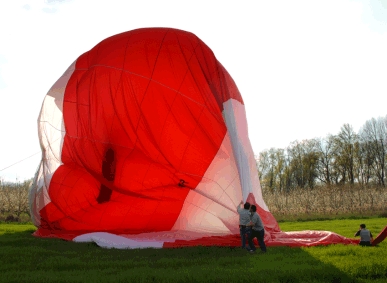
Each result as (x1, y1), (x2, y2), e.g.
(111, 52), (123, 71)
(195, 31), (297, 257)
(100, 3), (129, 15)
(0, 218), (386, 283)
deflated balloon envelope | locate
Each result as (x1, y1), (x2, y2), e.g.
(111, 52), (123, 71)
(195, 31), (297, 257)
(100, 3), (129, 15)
(29, 28), (278, 238)
(29, 28), (360, 249)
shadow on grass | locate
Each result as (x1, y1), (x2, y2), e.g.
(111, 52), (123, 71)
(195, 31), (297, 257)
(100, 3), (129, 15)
(0, 225), (364, 283)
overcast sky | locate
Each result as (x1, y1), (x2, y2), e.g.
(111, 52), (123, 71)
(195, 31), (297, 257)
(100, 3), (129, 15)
(0, 0), (386, 182)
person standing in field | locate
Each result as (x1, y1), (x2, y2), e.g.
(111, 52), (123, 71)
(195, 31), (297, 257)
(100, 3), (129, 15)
(354, 224), (374, 246)
(247, 205), (266, 254)
(237, 200), (251, 250)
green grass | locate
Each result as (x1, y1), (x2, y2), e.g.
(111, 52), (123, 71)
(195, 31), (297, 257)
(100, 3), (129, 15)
(278, 218), (386, 237)
(279, 218), (387, 282)
(0, 218), (386, 283)
(273, 211), (387, 222)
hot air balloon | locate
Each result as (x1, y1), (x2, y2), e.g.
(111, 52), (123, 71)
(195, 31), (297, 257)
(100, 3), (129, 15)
(29, 28), (359, 248)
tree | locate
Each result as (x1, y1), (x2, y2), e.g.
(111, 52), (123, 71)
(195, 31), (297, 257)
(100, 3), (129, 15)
(316, 135), (335, 185)
(333, 124), (357, 185)
(359, 117), (386, 186)
(286, 140), (318, 189)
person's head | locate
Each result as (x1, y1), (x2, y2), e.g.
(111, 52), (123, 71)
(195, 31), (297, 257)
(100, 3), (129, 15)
(250, 205), (257, 213)
(360, 224), (366, 229)
(244, 202), (251, 210)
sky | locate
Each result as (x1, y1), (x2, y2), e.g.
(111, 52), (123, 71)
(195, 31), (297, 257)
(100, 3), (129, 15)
(0, 0), (386, 182)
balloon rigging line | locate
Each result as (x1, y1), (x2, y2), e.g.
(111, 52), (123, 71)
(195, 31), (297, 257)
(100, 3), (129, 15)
(0, 151), (41, 172)
(86, 64), (210, 110)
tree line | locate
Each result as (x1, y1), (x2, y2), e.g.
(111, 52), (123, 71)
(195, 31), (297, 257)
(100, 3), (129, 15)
(0, 179), (31, 221)
(257, 115), (387, 192)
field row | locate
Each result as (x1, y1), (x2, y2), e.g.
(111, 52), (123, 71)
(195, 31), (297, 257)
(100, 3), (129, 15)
(264, 185), (387, 217)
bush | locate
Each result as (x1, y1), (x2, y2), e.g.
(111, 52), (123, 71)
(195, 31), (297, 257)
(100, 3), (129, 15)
(5, 215), (19, 222)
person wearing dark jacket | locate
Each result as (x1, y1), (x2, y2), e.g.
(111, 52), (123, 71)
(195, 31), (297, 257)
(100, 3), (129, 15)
(237, 200), (251, 249)
(247, 205), (266, 253)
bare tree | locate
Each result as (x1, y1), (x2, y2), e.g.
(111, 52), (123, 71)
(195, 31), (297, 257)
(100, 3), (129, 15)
(287, 141), (305, 188)
(359, 117), (386, 186)
(302, 139), (319, 189)
(0, 177), (4, 214)
(257, 115), (387, 192)
(287, 140), (318, 189)
(316, 135), (335, 185)
(334, 124), (357, 184)
(257, 150), (270, 190)
(258, 148), (290, 192)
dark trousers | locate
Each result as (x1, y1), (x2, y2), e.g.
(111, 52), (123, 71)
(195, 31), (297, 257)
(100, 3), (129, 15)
(249, 229), (266, 252)
(359, 241), (371, 246)
(240, 226), (251, 248)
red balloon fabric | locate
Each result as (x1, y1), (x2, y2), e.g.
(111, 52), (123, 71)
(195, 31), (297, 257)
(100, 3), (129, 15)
(372, 225), (387, 246)
(30, 28), (358, 248)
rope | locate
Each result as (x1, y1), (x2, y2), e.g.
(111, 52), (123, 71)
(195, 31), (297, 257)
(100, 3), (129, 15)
(0, 151), (41, 172)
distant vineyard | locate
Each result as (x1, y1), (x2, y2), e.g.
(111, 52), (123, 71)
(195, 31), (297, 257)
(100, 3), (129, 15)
(263, 184), (387, 217)
(0, 180), (31, 222)
(1, 178), (386, 223)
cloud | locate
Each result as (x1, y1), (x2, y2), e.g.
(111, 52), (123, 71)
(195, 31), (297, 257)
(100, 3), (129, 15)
(44, 0), (73, 4)
(42, 7), (57, 13)
(18, 0), (72, 14)
(0, 78), (5, 89)
(41, 0), (73, 13)
(360, 0), (387, 34)
(0, 54), (7, 89)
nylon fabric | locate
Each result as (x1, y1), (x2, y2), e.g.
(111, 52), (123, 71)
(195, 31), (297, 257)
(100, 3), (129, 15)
(30, 27), (370, 249)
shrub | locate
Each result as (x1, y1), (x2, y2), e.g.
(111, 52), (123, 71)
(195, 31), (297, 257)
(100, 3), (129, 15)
(5, 215), (19, 222)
